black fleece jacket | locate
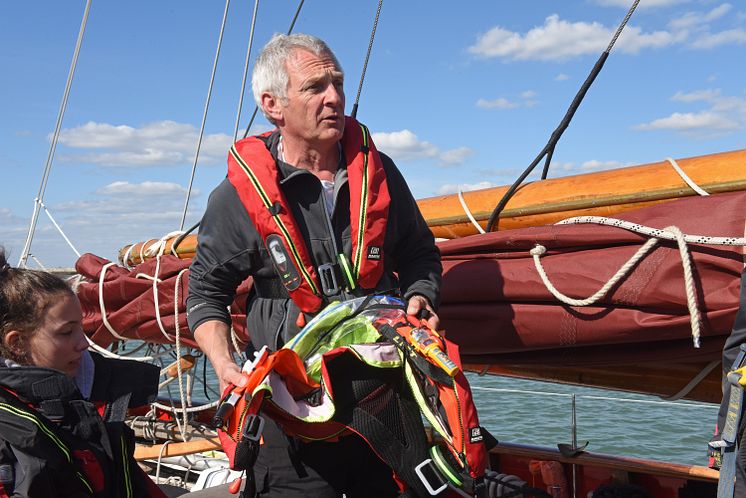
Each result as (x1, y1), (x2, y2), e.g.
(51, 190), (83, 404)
(186, 130), (442, 351)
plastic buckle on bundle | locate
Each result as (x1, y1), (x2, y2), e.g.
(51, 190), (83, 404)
(242, 414), (265, 442)
(318, 263), (340, 297)
(415, 458), (448, 496)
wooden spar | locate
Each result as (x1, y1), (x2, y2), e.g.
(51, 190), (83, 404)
(117, 148), (746, 264)
(418, 148), (746, 238)
(134, 437), (222, 461)
(491, 441), (719, 483)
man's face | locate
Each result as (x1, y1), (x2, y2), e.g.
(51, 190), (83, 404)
(278, 48), (345, 146)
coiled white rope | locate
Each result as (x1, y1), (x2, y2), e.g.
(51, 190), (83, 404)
(174, 267), (190, 439)
(532, 218), (746, 348)
(457, 189), (486, 234)
(666, 157), (709, 196)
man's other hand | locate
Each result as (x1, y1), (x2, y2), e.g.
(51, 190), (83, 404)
(406, 295), (441, 332)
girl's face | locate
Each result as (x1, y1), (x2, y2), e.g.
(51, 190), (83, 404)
(27, 293), (88, 377)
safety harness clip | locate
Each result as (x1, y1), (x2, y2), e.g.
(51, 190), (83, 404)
(414, 458), (448, 496)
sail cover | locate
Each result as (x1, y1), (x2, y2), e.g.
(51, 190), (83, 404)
(438, 191), (746, 367)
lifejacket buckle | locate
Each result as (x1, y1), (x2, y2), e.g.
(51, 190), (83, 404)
(318, 263), (341, 297)
(242, 414), (265, 442)
(414, 458), (448, 496)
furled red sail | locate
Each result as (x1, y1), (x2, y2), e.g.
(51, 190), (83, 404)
(438, 191), (746, 401)
(76, 253), (251, 349)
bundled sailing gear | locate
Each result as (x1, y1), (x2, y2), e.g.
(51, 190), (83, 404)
(214, 295), (489, 497)
(227, 116), (390, 313)
(0, 352), (165, 498)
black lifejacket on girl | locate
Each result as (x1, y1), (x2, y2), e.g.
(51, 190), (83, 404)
(0, 352), (165, 498)
(227, 116), (390, 313)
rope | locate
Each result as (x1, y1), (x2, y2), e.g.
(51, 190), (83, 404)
(180, 0), (232, 231)
(532, 215), (746, 347)
(97, 262), (129, 341)
(18, 0), (92, 268)
(530, 237), (660, 307)
(666, 157), (710, 196)
(556, 216), (746, 246)
(174, 268), (191, 439)
(233, 0), (261, 141)
(39, 200), (81, 258)
(350, 0), (383, 119)
(121, 244), (136, 269)
(457, 189), (486, 234)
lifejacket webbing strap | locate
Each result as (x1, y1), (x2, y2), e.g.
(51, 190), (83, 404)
(714, 343), (746, 498)
(377, 323), (454, 387)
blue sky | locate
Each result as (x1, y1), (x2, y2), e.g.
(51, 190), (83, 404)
(1, 0), (745, 268)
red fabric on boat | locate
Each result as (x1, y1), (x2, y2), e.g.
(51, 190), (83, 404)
(438, 191), (746, 367)
(75, 254), (251, 348)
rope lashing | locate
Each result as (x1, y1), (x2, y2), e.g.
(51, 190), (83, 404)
(458, 189), (486, 234)
(532, 217), (746, 348)
(666, 157), (710, 196)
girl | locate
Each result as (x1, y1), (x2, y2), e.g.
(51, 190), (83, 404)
(0, 249), (166, 498)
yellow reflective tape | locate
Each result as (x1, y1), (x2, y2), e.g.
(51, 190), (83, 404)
(0, 402), (71, 461)
(353, 123), (370, 278)
(121, 435), (133, 498)
(230, 146), (320, 296)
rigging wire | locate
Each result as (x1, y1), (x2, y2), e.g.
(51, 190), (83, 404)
(351, 0), (383, 119)
(233, 0), (261, 142)
(18, 0), (92, 268)
(242, 0), (306, 139)
(179, 0), (232, 231)
(485, 0), (640, 233)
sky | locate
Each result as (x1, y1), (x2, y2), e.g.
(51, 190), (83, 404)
(1, 0), (745, 269)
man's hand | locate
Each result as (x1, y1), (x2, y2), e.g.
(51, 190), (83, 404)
(406, 294), (441, 331)
(216, 361), (247, 395)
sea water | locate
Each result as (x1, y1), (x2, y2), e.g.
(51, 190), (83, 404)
(467, 373), (718, 466)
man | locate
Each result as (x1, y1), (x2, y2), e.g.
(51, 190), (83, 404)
(186, 33), (441, 497)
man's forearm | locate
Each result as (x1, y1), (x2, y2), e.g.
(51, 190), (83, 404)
(193, 319), (243, 391)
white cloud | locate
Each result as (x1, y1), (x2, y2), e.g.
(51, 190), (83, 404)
(439, 147), (473, 166)
(476, 91), (539, 110)
(690, 28), (746, 49)
(372, 130), (438, 160)
(467, 15), (675, 61)
(96, 181), (195, 198)
(634, 111), (739, 131)
(372, 130), (472, 166)
(555, 73), (569, 81)
(671, 89), (722, 102)
(669, 3), (732, 30)
(437, 181), (496, 196)
(579, 159), (626, 172)
(476, 97), (520, 109)
(56, 121), (233, 167)
(635, 89), (746, 136)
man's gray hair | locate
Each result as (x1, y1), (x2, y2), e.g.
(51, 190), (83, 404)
(252, 33), (343, 125)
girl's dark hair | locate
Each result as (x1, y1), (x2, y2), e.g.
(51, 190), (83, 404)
(0, 247), (74, 364)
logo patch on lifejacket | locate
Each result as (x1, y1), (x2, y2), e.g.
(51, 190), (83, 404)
(266, 234), (301, 291)
(366, 246), (382, 260)
(469, 427), (483, 444)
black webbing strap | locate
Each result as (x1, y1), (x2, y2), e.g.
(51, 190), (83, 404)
(715, 343), (746, 498)
(377, 323), (454, 387)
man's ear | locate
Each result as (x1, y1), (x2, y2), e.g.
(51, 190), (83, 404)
(261, 92), (284, 124)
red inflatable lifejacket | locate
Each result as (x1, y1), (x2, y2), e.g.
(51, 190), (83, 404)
(227, 116), (390, 313)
